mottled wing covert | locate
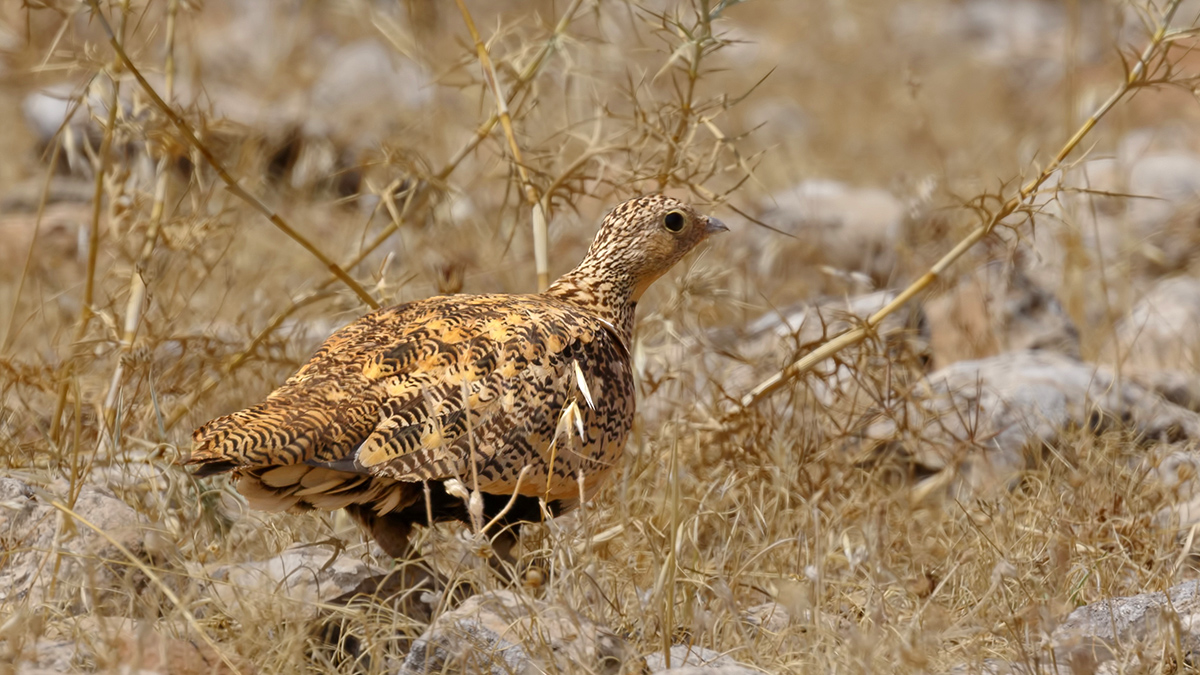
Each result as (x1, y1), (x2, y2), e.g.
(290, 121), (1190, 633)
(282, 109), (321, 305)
(353, 296), (634, 502)
(186, 303), (424, 473)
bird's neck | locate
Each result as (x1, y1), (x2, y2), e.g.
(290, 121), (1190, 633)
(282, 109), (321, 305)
(543, 260), (638, 343)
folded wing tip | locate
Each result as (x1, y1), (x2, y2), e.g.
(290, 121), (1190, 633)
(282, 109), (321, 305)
(305, 455), (369, 474)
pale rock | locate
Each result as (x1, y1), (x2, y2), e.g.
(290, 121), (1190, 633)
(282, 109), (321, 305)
(859, 351), (1200, 496)
(1126, 153), (1200, 230)
(924, 258), (1079, 370)
(1047, 581), (1200, 673)
(21, 85), (87, 147)
(756, 180), (904, 282)
(946, 581), (1200, 674)
(645, 645), (756, 673)
(1020, 147), (1200, 321)
(724, 290), (924, 413)
(740, 602), (791, 635)
(891, 0), (1108, 88)
(957, 0), (1067, 64)
(640, 290), (924, 422)
(400, 590), (637, 675)
(310, 39), (432, 122)
(735, 97), (811, 144)
(943, 658), (1067, 675)
(8, 617), (245, 675)
(1053, 581), (1200, 647)
(732, 290), (913, 349)
(1102, 275), (1200, 410)
(657, 662), (758, 667)
(11, 639), (78, 675)
(0, 477), (151, 609)
(1152, 447), (1200, 529)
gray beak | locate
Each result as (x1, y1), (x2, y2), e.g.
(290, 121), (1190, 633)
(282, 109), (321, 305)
(705, 217), (728, 235)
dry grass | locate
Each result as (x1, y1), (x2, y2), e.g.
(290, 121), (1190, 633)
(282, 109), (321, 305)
(2, 0), (1200, 673)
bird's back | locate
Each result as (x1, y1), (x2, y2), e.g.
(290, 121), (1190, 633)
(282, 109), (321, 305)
(187, 293), (635, 516)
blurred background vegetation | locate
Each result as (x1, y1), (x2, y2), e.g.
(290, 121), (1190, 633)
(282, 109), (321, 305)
(2, 1), (1200, 673)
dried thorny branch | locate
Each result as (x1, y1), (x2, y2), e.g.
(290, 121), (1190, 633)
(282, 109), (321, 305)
(727, 0), (1188, 424)
(454, 0), (579, 291)
(101, 0), (179, 435)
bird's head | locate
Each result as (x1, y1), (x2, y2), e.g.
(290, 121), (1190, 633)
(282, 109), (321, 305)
(584, 194), (728, 300)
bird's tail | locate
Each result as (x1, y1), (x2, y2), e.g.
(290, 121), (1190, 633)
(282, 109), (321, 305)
(185, 386), (337, 475)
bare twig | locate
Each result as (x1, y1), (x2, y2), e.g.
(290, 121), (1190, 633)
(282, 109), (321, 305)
(437, 0), (587, 183)
(1, 140), (61, 353)
(656, 2), (715, 190)
(482, 466), (532, 535)
(161, 3), (587, 431)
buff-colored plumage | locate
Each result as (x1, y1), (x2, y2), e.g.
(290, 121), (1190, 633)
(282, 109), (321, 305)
(186, 195), (726, 558)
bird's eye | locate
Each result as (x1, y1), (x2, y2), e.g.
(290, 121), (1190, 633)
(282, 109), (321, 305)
(663, 211), (687, 232)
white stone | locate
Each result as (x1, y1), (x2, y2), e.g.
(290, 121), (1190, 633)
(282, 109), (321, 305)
(0, 477), (150, 609)
(400, 590), (636, 675)
(203, 544), (388, 614)
(861, 351), (1200, 496)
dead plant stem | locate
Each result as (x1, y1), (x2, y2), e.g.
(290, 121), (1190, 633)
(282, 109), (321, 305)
(1, 140), (61, 353)
(437, 0), (585, 183)
(161, 2), (585, 430)
(101, 0), (179, 432)
(50, 1), (128, 443)
(83, 0), (379, 309)
(658, 2), (711, 190)
(454, 0), (551, 290)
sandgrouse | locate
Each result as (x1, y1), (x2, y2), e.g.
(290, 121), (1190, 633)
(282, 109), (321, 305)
(185, 194), (726, 559)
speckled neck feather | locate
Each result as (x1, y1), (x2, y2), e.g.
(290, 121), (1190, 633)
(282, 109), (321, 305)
(543, 263), (637, 344)
(543, 194), (689, 343)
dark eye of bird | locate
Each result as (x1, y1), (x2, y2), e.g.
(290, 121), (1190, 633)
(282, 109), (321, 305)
(664, 211), (686, 232)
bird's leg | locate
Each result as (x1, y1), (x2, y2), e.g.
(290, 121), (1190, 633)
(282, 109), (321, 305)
(370, 514), (414, 560)
(314, 507), (449, 668)
(346, 504), (414, 559)
(487, 526), (551, 592)
(489, 527), (518, 567)
(488, 525), (547, 588)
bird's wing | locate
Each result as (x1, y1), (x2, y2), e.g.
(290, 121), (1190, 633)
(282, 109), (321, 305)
(352, 296), (632, 500)
(186, 301), (426, 475)
(186, 295), (632, 501)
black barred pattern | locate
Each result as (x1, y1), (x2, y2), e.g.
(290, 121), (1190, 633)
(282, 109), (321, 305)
(185, 194), (724, 557)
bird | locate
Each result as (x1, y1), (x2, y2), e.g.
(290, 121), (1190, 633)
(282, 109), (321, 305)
(185, 194), (727, 561)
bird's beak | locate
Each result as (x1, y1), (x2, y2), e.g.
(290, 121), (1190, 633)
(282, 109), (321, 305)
(704, 216), (728, 236)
